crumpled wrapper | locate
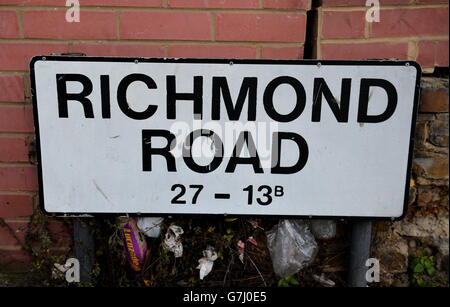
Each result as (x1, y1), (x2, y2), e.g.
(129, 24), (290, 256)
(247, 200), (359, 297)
(163, 225), (184, 258)
(120, 218), (148, 272)
(196, 246), (218, 280)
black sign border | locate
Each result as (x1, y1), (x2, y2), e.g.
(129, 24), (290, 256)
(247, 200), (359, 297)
(29, 56), (421, 221)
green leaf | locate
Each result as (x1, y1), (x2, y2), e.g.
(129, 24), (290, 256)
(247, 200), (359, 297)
(424, 258), (433, 269)
(289, 276), (300, 286)
(426, 267), (435, 276)
(278, 278), (289, 287)
(416, 278), (426, 287)
(414, 263), (424, 273)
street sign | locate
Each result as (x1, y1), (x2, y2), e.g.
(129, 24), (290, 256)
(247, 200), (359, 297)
(30, 57), (420, 219)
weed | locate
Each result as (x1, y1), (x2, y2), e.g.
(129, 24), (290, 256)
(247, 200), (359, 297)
(409, 248), (448, 287)
(278, 275), (300, 287)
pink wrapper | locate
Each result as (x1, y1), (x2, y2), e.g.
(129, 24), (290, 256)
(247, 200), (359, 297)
(120, 218), (148, 271)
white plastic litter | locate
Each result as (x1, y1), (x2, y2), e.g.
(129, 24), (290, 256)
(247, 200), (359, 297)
(163, 225), (184, 258)
(237, 240), (245, 263)
(313, 273), (336, 287)
(309, 220), (336, 239)
(137, 217), (164, 238)
(196, 246), (218, 280)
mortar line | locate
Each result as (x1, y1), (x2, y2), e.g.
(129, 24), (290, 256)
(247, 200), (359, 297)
(317, 7), (323, 59)
(0, 191), (37, 196)
(16, 9), (24, 39)
(0, 38), (309, 46)
(320, 35), (449, 43)
(210, 11), (216, 42)
(0, 132), (35, 137)
(116, 10), (121, 40)
(0, 6), (312, 14)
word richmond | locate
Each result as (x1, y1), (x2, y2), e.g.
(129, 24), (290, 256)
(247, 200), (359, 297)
(55, 73), (398, 174)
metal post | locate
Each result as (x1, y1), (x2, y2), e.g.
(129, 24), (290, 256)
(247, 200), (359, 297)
(348, 221), (372, 287)
(73, 219), (95, 283)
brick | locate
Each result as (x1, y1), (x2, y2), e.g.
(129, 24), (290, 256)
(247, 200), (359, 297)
(420, 88), (449, 113)
(23, 10), (116, 40)
(372, 8), (449, 37)
(0, 166), (38, 191)
(47, 222), (73, 246)
(322, 10), (366, 39)
(77, 0), (162, 5)
(417, 40), (449, 69)
(7, 220), (73, 247)
(72, 43), (164, 57)
(261, 46), (304, 59)
(0, 221), (28, 246)
(0, 137), (30, 162)
(321, 42), (409, 60)
(0, 106), (34, 133)
(120, 11), (211, 41)
(0, 43), (69, 71)
(0, 194), (34, 218)
(168, 44), (257, 58)
(0, 0), (162, 6)
(416, 0), (449, 3)
(216, 13), (306, 42)
(321, 0), (411, 6)
(0, 75), (24, 102)
(168, 0), (259, 8)
(0, 249), (32, 271)
(0, 10), (20, 38)
(264, 0), (309, 10)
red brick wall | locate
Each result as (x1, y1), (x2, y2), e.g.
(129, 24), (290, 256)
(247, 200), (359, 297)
(0, 0), (448, 270)
(317, 0), (449, 73)
(0, 0), (310, 269)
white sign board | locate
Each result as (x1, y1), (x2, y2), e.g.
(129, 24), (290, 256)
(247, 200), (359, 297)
(30, 57), (420, 219)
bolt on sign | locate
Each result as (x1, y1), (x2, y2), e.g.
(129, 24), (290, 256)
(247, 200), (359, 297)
(30, 57), (421, 219)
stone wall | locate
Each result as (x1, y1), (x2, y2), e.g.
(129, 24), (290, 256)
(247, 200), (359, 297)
(372, 77), (449, 286)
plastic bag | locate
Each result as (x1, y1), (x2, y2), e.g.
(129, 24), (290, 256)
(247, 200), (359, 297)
(266, 219), (318, 278)
(309, 220), (336, 240)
